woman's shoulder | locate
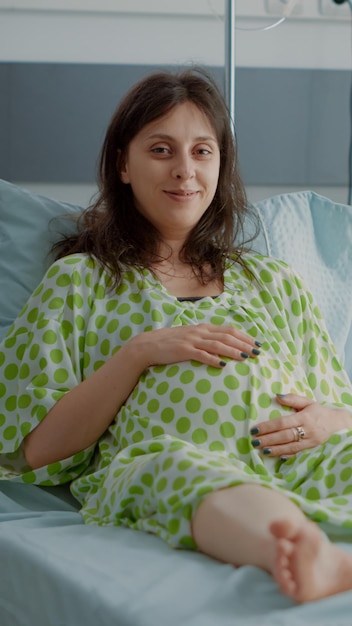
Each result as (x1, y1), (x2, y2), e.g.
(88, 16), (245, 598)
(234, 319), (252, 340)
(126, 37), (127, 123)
(47, 253), (99, 273)
(243, 252), (292, 273)
(30, 254), (115, 303)
(229, 251), (291, 273)
(43, 253), (109, 284)
(228, 251), (306, 288)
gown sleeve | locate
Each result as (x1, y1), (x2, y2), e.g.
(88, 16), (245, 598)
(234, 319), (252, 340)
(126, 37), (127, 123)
(0, 255), (99, 485)
(257, 256), (352, 408)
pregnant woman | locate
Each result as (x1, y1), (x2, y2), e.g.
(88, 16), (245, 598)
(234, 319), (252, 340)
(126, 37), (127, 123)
(1, 68), (352, 603)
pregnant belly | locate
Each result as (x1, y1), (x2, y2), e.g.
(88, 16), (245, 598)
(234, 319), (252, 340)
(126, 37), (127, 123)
(111, 357), (298, 454)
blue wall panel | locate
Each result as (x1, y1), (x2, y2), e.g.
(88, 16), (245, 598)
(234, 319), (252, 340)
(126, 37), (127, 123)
(0, 63), (349, 186)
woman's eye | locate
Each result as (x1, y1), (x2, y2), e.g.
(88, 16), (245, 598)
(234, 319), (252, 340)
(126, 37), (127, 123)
(195, 147), (212, 156)
(151, 147), (170, 154)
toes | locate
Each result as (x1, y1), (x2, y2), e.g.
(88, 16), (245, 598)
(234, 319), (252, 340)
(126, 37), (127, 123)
(277, 537), (294, 559)
(279, 573), (297, 598)
(274, 540), (297, 598)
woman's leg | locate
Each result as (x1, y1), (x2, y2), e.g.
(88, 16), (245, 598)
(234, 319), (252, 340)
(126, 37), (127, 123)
(191, 483), (352, 603)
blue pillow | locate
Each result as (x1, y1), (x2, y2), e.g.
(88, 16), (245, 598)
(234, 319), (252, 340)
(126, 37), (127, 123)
(0, 179), (82, 339)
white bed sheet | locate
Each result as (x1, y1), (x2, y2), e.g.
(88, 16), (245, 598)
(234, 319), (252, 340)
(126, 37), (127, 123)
(1, 482), (352, 626)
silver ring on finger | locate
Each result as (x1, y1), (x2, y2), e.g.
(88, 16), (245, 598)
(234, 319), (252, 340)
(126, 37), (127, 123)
(292, 426), (305, 442)
(296, 425), (305, 440)
(292, 427), (299, 442)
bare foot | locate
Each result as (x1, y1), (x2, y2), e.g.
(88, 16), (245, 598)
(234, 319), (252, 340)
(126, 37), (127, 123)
(270, 518), (352, 603)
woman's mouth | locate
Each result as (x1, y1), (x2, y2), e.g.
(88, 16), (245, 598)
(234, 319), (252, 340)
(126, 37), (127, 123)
(164, 190), (198, 201)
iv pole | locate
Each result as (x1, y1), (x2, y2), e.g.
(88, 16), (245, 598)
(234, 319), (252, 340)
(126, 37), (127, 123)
(224, 0), (236, 134)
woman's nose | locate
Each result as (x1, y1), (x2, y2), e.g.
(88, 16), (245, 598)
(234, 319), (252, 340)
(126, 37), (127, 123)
(172, 155), (195, 180)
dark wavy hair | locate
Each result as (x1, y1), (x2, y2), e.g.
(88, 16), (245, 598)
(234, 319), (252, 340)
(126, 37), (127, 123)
(52, 67), (256, 286)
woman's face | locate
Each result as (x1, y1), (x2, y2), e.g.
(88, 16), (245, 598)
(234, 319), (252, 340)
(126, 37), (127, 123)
(119, 101), (221, 242)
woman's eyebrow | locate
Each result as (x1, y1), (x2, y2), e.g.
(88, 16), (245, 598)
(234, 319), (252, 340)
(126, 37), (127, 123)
(144, 133), (217, 143)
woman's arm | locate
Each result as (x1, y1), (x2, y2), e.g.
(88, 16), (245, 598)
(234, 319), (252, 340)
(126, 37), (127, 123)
(23, 336), (146, 469)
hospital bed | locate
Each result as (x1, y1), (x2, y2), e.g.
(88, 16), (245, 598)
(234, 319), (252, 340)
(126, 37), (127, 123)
(1, 178), (352, 625)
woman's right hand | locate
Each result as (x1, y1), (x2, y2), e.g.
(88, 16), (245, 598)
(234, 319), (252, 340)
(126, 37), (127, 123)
(131, 323), (261, 370)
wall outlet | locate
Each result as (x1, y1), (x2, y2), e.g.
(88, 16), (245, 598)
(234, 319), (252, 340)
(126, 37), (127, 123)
(318, 0), (351, 17)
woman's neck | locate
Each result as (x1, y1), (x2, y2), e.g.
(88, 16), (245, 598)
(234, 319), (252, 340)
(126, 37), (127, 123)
(150, 258), (223, 298)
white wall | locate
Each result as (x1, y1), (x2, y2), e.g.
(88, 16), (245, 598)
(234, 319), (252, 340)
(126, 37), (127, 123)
(0, 2), (225, 66)
(0, 1), (350, 68)
(1, 0), (351, 206)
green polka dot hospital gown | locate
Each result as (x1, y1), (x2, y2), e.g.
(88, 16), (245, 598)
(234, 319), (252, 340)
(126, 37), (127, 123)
(1, 253), (352, 549)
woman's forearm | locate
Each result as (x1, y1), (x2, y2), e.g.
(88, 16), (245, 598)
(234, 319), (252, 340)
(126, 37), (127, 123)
(23, 337), (148, 470)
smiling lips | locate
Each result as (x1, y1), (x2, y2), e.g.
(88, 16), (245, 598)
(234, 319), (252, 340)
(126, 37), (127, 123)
(164, 190), (199, 201)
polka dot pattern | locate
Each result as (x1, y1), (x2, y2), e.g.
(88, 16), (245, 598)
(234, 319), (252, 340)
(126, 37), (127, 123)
(1, 253), (352, 547)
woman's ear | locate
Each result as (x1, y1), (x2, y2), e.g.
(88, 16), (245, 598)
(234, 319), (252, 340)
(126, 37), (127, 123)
(117, 150), (130, 184)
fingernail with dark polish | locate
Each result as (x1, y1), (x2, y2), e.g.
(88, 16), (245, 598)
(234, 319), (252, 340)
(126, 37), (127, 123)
(263, 448), (272, 455)
(277, 393), (286, 398)
(255, 341), (262, 347)
(240, 352), (249, 358)
(251, 439), (261, 447)
(252, 348), (261, 356)
(280, 455), (289, 461)
(219, 360), (227, 367)
(250, 427), (259, 435)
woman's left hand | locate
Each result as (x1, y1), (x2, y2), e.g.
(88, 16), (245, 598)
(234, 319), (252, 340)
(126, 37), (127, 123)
(250, 394), (352, 457)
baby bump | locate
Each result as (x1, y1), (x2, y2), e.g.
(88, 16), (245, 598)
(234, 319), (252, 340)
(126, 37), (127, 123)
(112, 356), (296, 454)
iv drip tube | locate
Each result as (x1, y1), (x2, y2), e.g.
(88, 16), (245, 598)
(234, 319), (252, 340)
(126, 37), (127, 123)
(225, 0), (236, 134)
